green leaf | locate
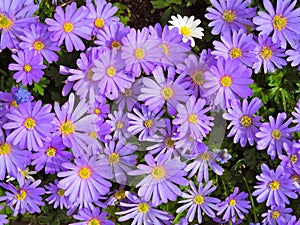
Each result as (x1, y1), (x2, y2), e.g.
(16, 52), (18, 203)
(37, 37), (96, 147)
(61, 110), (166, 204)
(151, 0), (171, 9)
(32, 78), (50, 96)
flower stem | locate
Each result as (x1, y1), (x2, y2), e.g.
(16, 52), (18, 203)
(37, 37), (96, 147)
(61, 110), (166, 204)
(243, 175), (258, 222)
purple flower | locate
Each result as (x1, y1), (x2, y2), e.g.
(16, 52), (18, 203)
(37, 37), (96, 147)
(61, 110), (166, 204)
(215, 149), (232, 164)
(217, 187), (251, 223)
(262, 206), (293, 225)
(93, 49), (134, 100)
(223, 97), (262, 147)
(8, 49), (46, 86)
(95, 22), (130, 51)
(102, 139), (137, 184)
(71, 207), (114, 225)
(129, 153), (188, 206)
(116, 191), (173, 224)
(86, 0), (119, 35)
(31, 136), (73, 174)
(45, 2), (92, 52)
(292, 99), (300, 126)
(253, 34), (287, 74)
(127, 105), (165, 141)
(252, 163), (297, 207)
(205, 0), (256, 35)
(176, 180), (220, 224)
(253, 0), (300, 49)
(58, 156), (113, 204)
(0, 205), (8, 225)
(53, 93), (96, 157)
(121, 27), (164, 77)
(286, 216), (300, 225)
(173, 95), (214, 140)
(0, 0), (38, 50)
(279, 141), (300, 175)
(0, 179), (45, 216)
(203, 58), (253, 110)
(45, 179), (71, 209)
(106, 110), (130, 140)
(19, 23), (60, 63)
(12, 87), (32, 105)
(286, 45), (300, 71)
(256, 112), (294, 160)
(185, 144), (224, 182)
(139, 66), (189, 116)
(3, 101), (54, 151)
(212, 29), (257, 67)
(0, 135), (31, 180)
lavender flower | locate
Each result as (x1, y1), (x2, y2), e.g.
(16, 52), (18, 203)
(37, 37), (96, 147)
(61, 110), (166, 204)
(45, 179), (71, 209)
(71, 207), (114, 225)
(262, 206), (293, 225)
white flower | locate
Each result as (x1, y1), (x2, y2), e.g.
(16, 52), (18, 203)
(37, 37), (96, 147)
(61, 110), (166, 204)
(168, 14), (204, 47)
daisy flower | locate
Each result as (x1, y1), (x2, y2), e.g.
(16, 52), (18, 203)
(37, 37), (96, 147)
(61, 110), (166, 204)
(173, 95), (214, 140)
(106, 110), (130, 140)
(253, 0), (300, 49)
(223, 97), (262, 147)
(116, 192), (173, 224)
(205, 0), (256, 35)
(58, 156), (113, 204)
(0, 179), (45, 216)
(121, 27), (164, 77)
(253, 34), (287, 74)
(19, 23), (60, 63)
(286, 44), (300, 71)
(212, 29), (257, 67)
(71, 207), (114, 225)
(45, 2), (92, 52)
(176, 180), (220, 224)
(129, 153), (188, 206)
(93, 48), (134, 100)
(256, 112), (294, 160)
(262, 206), (293, 225)
(45, 179), (71, 209)
(168, 14), (204, 47)
(279, 140), (300, 175)
(252, 163), (297, 207)
(0, 205), (8, 225)
(215, 149), (232, 164)
(203, 57), (253, 110)
(4, 101), (54, 151)
(138, 66), (189, 116)
(8, 49), (46, 86)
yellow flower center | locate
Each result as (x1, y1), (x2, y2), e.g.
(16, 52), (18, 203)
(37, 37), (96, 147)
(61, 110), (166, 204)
(57, 189), (65, 197)
(269, 180), (280, 190)
(229, 199), (236, 206)
(116, 121), (124, 129)
(33, 40), (45, 51)
(222, 10), (237, 23)
(60, 121), (75, 135)
(94, 17), (105, 29)
(0, 143), (11, 155)
(106, 66), (117, 77)
(10, 100), (18, 108)
(292, 174), (300, 183)
(180, 26), (191, 36)
(152, 166), (166, 179)
(137, 203), (149, 213)
(89, 131), (98, 139)
(111, 40), (121, 49)
(272, 15), (287, 31)
(240, 115), (252, 127)
(114, 190), (126, 200)
(23, 64), (32, 72)
(188, 114), (198, 124)
(15, 190), (27, 201)
(230, 47), (242, 58)
(63, 22), (74, 33)
(79, 167), (91, 179)
(200, 152), (210, 161)
(23, 118), (36, 129)
(135, 48), (145, 59)
(46, 147), (56, 157)
(124, 88), (132, 96)
(86, 68), (96, 81)
(159, 43), (169, 55)
(290, 155), (298, 164)
(260, 46), (273, 60)
(144, 119), (153, 128)
(193, 195), (204, 205)
(19, 169), (27, 177)
(192, 71), (205, 85)
(161, 87), (173, 100)
(0, 14), (13, 29)
(94, 108), (101, 114)
(88, 219), (100, 225)
(108, 153), (120, 165)
(271, 129), (281, 140)
(272, 210), (280, 219)
(220, 75), (232, 87)
(165, 138), (175, 148)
